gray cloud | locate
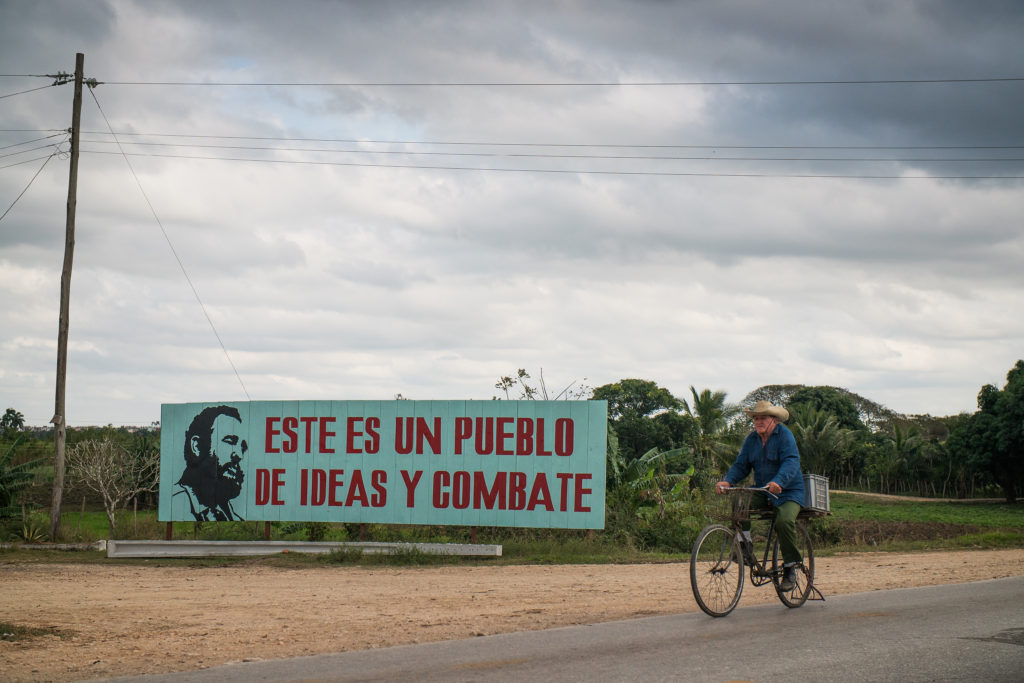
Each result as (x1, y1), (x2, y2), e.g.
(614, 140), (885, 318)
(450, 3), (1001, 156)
(1, 0), (1022, 425)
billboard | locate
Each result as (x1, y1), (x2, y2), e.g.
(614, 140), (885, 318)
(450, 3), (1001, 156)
(159, 400), (607, 529)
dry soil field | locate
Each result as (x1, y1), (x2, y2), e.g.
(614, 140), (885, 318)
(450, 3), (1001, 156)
(1, 548), (1022, 682)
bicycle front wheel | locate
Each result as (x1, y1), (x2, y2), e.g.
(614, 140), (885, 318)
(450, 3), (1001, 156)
(690, 524), (744, 617)
(772, 521), (815, 608)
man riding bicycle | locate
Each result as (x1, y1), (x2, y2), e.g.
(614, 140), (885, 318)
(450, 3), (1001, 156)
(716, 400), (805, 591)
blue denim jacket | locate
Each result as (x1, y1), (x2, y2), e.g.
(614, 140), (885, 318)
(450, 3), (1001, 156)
(724, 423), (805, 507)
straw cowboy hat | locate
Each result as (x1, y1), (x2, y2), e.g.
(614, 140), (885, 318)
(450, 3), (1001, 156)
(745, 400), (790, 422)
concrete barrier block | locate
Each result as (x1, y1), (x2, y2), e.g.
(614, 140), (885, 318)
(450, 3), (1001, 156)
(106, 539), (502, 558)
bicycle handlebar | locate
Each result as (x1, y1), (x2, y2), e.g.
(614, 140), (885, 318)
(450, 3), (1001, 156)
(719, 485), (779, 500)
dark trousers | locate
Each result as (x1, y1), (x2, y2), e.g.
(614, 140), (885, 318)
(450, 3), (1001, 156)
(742, 493), (803, 565)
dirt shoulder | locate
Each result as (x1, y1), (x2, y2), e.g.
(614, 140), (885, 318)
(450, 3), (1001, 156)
(2, 548), (1023, 682)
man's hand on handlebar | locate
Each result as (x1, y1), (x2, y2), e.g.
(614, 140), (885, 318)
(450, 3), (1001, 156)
(766, 481), (782, 495)
(715, 481), (730, 494)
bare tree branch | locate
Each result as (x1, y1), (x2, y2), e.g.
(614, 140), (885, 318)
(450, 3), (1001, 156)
(67, 438), (159, 537)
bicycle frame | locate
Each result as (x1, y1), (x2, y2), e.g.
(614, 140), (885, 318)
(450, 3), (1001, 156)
(745, 520), (772, 581)
(728, 488), (785, 585)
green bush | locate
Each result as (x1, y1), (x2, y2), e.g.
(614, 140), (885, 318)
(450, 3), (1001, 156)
(605, 485), (707, 554)
(808, 515), (842, 546)
(279, 521), (339, 542)
(322, 546), (364, 564)
(635, 506), (702, 553)
(1, 510), (49, 543)
(18, 517), (49, 543)
(603, 487), (642, 548)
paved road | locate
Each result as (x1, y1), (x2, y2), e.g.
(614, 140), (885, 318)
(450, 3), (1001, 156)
(95, 577), (1024, 683)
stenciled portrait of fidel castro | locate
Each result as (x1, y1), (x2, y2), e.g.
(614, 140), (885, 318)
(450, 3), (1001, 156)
(174, 405), (248, 521)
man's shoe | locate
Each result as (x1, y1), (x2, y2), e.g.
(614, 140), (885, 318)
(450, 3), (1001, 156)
(779, 563), (799, 591)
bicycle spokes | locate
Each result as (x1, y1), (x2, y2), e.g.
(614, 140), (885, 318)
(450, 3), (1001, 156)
(690, 525), (745, 617)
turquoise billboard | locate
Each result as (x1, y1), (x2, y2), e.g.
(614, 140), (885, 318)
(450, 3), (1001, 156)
(159, 400), (607, 529)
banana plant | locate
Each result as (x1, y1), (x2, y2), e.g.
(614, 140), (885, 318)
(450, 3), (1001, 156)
(0, 437), (47, 520)
(614, 446), (694, 516)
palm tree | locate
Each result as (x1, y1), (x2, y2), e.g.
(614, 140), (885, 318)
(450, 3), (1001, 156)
(788, 404), (854, 481)
(681, 387), (743, 488)
(890, 423), (924, 493)
(1, 408), (25, 439)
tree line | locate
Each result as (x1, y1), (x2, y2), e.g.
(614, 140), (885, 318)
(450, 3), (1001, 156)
(580, 362), (1024, 505)
(1, 415), (160, 536)
(1, 360), (1021, 543)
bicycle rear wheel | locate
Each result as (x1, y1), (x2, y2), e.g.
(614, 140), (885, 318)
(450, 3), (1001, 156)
(690, 524), (744, 617)
(772, 522), (814, 608)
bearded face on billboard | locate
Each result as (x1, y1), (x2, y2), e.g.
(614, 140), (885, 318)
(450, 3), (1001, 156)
(174, 405), (247, 521)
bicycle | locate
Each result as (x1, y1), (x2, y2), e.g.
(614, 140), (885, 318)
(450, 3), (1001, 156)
(689, 486), (823, 617)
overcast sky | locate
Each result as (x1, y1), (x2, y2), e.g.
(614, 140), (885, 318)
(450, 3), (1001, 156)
(2, 0), (1022, 426)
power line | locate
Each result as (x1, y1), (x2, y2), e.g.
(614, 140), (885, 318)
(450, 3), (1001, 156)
(0, 151), (60, 223)
(0, 128), (69, 133)
(0, 72), (83, 99)
(2, 128), (1014, 152)
(77, 139), (1024, 163)
(0, 132), (68, 151)
(87, 88), (251, 401)
(5, 71), (1021, 86)
(1, 143), (69, 160)
(98, 77), (1024, 86)
(71, 131), (1024, 151)
(0, 153), (59, 171)
(0, 83), (60, 99)
(79, 149), (1024, 179)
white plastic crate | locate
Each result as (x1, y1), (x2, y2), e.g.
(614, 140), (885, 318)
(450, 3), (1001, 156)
(803, 474), (830, 514)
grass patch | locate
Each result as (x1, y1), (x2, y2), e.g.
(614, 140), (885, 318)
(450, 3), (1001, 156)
(822, 493), (1024, 552)
(830, 494), (1024, 527)
(952, 531), (1024, 549)
(0, 621), (70, 642)
(343, 546), (453, 566)
(2, 494), (1019, 567)
(320, 547), (365, 565)
(500, 535), (649, 564)
(822, 533), (1021, 554)
(310, 546), (427, 566)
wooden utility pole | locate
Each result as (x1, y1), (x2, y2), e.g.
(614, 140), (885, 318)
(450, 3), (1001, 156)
(50, 53), (84, 540)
